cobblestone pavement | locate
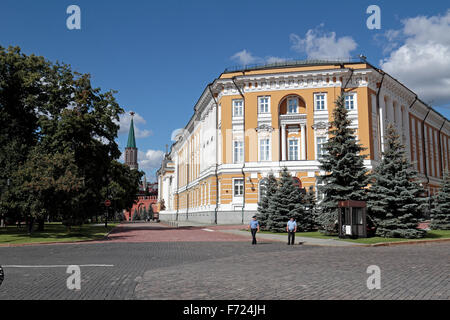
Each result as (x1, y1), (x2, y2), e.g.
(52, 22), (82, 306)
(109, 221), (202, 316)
(0, 240), (448, 300)
(105, 222), (251, 243)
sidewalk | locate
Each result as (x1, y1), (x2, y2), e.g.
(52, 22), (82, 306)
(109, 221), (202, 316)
(217, 229), (365, 247)
(162, 220), (365, 246)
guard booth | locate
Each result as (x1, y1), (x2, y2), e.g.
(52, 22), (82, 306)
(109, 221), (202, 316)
(338, 200), (367, 239)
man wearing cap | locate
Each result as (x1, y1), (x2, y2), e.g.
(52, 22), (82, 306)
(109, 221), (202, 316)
(247, 216), (260, 245)
(286, 217), (297, 245)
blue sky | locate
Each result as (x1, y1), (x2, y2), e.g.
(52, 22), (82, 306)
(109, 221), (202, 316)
(1, 0), (450, 180)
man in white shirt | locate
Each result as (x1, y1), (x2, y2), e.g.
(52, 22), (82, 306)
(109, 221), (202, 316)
(286, 217), (297, 245)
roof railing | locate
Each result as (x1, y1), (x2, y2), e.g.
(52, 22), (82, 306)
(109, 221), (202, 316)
(223, 57), (365, 73)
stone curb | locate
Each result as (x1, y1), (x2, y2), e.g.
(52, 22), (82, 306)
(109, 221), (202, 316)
(368, 237), (450, 247)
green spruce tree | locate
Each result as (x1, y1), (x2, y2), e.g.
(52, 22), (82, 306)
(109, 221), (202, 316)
(367, 124), (427, 238)
(266, 168), (305, 232)
(257, 173), (278, 230)
(430, 170), (450, 230)
(318, 95), (369, 234)
(132, 209), (139, 221)
(300, 185), (317, 231)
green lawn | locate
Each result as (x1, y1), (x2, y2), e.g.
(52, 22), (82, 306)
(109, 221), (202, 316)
(0, 222), (118, 245)
(250, 229), (450, 244)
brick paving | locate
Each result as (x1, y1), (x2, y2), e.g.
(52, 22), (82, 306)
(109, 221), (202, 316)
(0, 237), (448, 300)
(105, 222), (251, 243)
(0, 222), (449, 300)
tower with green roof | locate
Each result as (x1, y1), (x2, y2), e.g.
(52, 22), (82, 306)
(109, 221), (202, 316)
(125, 112), (138, 170)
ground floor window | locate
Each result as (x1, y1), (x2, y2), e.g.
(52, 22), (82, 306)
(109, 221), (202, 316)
(234, 179), (244, 197)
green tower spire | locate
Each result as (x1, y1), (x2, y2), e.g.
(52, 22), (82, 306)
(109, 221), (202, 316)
(127, 113), (136, 148)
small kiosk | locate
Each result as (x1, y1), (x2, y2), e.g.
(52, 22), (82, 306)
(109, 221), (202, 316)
(338, 200), (367, 239)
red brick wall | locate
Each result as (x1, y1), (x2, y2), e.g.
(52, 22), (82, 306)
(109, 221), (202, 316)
(124, 196), (158, 221)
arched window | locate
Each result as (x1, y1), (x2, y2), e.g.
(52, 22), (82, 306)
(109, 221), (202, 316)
(292, 177), (302, 189)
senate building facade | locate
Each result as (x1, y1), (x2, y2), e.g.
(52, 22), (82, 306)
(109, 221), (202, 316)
(157, 60), (450, 224)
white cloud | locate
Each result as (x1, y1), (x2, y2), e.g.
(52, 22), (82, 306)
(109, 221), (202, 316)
(231, 49), (287, 66)
(117, 111), (152, 139)
(290, 24), (357, 60)
(230, 49), (263, 65)
(380, 10), (450, 106)
(138, 149), (165, 171)
(266, 56), (287, 64)
(375, 29), (403, 55)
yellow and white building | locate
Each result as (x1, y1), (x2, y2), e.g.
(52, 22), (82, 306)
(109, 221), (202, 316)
(157, 60), (450, 224)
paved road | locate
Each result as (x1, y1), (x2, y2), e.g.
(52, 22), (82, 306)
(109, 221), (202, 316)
(105, 222), (251, 243)
(0, 235), (448, 299)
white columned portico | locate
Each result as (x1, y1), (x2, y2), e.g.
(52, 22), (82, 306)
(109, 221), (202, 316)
(301, 124), (306, 160)
(281, 124), (286, 161)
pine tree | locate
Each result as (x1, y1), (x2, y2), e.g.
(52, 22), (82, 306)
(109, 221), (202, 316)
(301, 185), (318, 231)
(132, 209), (139, 221)
(430, 170), (450, 230)
(368, 124), (427, 238)
(318, 95), (369, 234)
(257, 173), (278, 229)
(143, 207), (148, 221)
(266, 168), (305, 232)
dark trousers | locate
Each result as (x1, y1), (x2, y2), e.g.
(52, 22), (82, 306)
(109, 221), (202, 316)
(288, 230), (295, 245)
(251, 228), (257, 244)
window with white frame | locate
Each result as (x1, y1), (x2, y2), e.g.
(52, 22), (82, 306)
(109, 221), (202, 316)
(288, 139), (299, 160)
(258, 96), (270, 114)
(259, 138), (270, 161)
(314, 93), (326, 110)
(233, 140), (243, 163)
(234, 179), (244, 197)
(258, 178), (268, 202)
(288, 98), (298, 113)
(316, 182), (325, 202)
(316, 136), (327, 159)
(344, 93), (356, 110)
(233, 99), (244, 117)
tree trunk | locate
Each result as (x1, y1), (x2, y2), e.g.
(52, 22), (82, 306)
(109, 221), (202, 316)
(37, 218), (45, 231)
(27, 217), (34, 235)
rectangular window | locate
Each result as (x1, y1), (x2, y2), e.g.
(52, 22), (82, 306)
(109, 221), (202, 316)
(288, 139), (299, 160)
(259, 138), (270, 161)
(233, 140), (243, 163)
(258, 96), (270, 114)
(317, 137), (327, 159)
(315, 94), (326, 110)
(288, 98), (298, 113)
(234, 179), (244, 197)
(233, 99), (243, 117)
(345, 94), (356, 110)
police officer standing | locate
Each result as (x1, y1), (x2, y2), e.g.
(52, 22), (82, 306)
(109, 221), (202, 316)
(247, 215), (260, 245)
(286, 217), (297, 245)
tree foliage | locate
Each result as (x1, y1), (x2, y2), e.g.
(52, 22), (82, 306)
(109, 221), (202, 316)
(301, 185), (318, 231)
(430, 171), (450, 230)
(317, 95), (369, 234)
(367, 124), (427, 238)
(0, 46), (141, 231)
(256, 173), (278, 230)
(266, 168), (306, 233)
